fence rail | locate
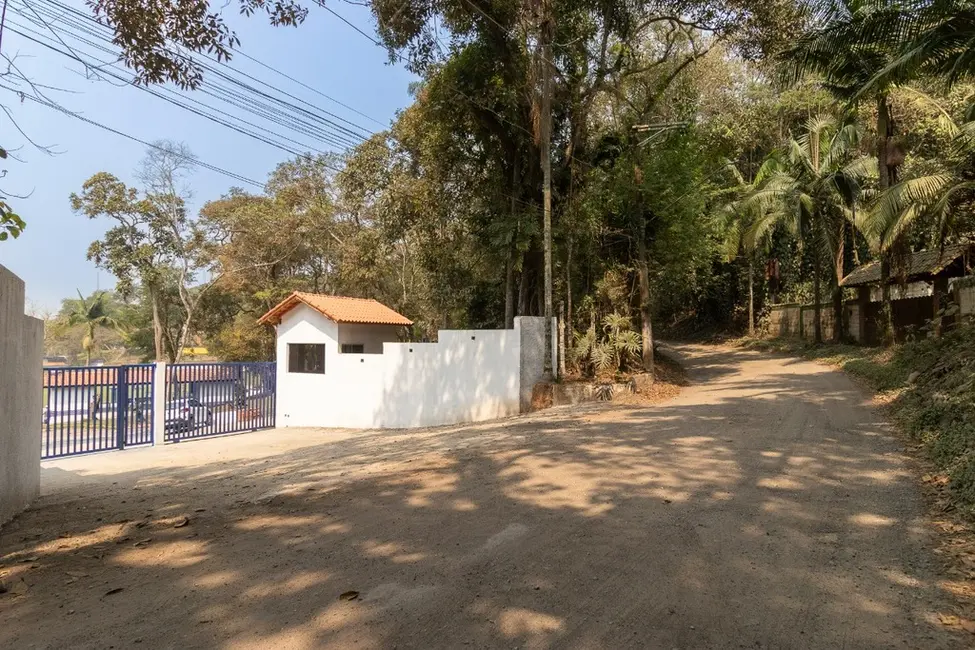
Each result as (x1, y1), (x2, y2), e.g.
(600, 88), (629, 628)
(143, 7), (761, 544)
(164, 362), (275, 442)
(41, 361), (276, 460)
(42, 364), (155, 459)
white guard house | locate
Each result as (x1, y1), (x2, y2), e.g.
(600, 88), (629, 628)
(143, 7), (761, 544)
(259, 292), (555, 430)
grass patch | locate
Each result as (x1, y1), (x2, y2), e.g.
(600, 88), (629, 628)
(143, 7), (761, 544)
(742, 326), (975, 517)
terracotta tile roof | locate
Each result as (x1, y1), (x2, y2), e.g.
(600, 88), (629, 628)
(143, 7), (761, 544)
(840, 243), (973, 287)
(258, 292), (413, 327)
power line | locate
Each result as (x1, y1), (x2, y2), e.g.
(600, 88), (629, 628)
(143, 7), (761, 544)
(12, 0), (374, 149)
(234, 49), (387, 128)
(42, 0), (378, 139)
(5, 11), (364, 161)
(3, 19), (335, 157)
(0, 80), (266, 187)
(35, 0), (383, 136)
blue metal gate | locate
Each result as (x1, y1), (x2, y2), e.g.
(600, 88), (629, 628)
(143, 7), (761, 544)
(42, 364), (155, 459)
(164, 362), (276, 442)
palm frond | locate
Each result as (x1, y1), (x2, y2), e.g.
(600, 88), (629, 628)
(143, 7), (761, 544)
(868, 173), (955, 248)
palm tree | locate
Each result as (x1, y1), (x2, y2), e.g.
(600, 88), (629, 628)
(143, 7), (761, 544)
(67, 290), (122, 366)
(783, 1), (916, 341)
(782, 0), (908, 191)
(715, 160), (780, 337)
(745, 116), (873, 343)
(858, 0), (975, 92)
(854, 93), (974, 343)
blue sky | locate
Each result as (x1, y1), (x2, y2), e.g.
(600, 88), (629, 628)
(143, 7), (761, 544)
(0, 0), (415, 314)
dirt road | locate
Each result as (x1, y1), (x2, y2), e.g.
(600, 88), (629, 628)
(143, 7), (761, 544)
(0, 344), (965, 648)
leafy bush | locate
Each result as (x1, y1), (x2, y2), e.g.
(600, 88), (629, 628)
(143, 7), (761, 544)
(572, 313), (642, 377)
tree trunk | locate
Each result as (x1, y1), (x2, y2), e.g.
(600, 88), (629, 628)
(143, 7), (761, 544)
(833, 219), (845, 343)
(877, 93), (892, 192)
(748, 257), (755, 337)
(565, 238), (573, 336)
(518, 258), (529, 316)
(540, 12), (554, 379)
(813, 220), (823, 345)
(635, 219), (654, 375)
(505, 159), (518, 329)
(151, 289), (165, 361)
(504, 239), (516, 329)
(880, 256), (893, 345)
(876, 93), (896, 346)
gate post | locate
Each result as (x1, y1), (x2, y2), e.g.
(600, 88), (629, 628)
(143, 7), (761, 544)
(152, 361), (167, 446)
(117, 366), (128, 450)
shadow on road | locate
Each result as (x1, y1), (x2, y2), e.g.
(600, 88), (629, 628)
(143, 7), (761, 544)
(0, 345), (964, 649)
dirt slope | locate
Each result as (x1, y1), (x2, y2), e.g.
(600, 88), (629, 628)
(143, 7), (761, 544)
(0, 344), (966, 649)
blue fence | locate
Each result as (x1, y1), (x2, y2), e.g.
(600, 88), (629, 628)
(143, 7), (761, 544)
(164, 362), (276, 442)
(41, 361), (277, 459)
(42, 364), (155, 459)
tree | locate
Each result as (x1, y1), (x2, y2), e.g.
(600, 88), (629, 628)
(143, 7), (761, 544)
(746, 116), (872, 343)
(66, 290), (122, 366)
(0, 147), (25, 242)
(89, 0), (312, 88)
(856, 0), (975, 92)
(71, 141), (209, 362)
(781, 0), (914, 341)
(716, 159), (781, 336)
(0, 201), (25, 242)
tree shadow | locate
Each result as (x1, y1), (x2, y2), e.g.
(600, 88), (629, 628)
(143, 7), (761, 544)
(0, 344), (965, 649)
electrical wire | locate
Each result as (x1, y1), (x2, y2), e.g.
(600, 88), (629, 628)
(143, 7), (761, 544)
(35, 0), (381, 138)
(12, 0), (374, 150)
(0, 80), (266, 187)
(3, 19), (337, 157)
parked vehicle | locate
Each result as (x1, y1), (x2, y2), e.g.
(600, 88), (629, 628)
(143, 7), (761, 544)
(165, 397), (213, 432)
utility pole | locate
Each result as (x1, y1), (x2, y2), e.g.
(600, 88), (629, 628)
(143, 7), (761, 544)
(540, 0), (554, 380)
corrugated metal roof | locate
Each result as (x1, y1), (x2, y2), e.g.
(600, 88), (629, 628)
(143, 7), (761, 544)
(258, 292), (413, 327)
(840, 244), (972, 287)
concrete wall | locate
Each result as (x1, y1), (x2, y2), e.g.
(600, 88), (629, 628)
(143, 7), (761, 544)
(518, 316), (558, 412)
(0, 265), (43, 526)
(798, 304), (836, 341)
(336, 323), (402, 354)
(954, 278), (975, 317)
(274, 307), (552, 429)
(769, 302), (860, 342)
(768, 303), (801, 338)
(846, 303), (861, 341)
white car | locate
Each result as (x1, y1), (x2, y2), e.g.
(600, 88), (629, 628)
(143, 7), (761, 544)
(164, 397), (213, 432)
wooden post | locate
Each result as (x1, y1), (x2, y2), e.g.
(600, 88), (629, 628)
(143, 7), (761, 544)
(857, 286), (870, 344)
(933, 276), (949, 337)
(558, 301), (566, 379)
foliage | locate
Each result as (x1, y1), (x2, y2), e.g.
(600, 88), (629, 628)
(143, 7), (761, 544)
(0, 147), (24, 242)
(572, 313), (642, 377)
(0, 201), (25, 242)
(29, 0), (974, 364)
(66, 290), (123, 366)
(88, 0), (311, 88)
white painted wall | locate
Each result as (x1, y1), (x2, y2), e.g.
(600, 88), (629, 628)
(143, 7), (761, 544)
(274, 307), (551, 430)
(337, 323), (402, 353)
(952, 277), (975, 316)
(1, 265), (43, 526)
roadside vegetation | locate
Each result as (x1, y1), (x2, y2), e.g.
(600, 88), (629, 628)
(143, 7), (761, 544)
(744, 326), (975, 516)
(1, 0), (967, 386)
